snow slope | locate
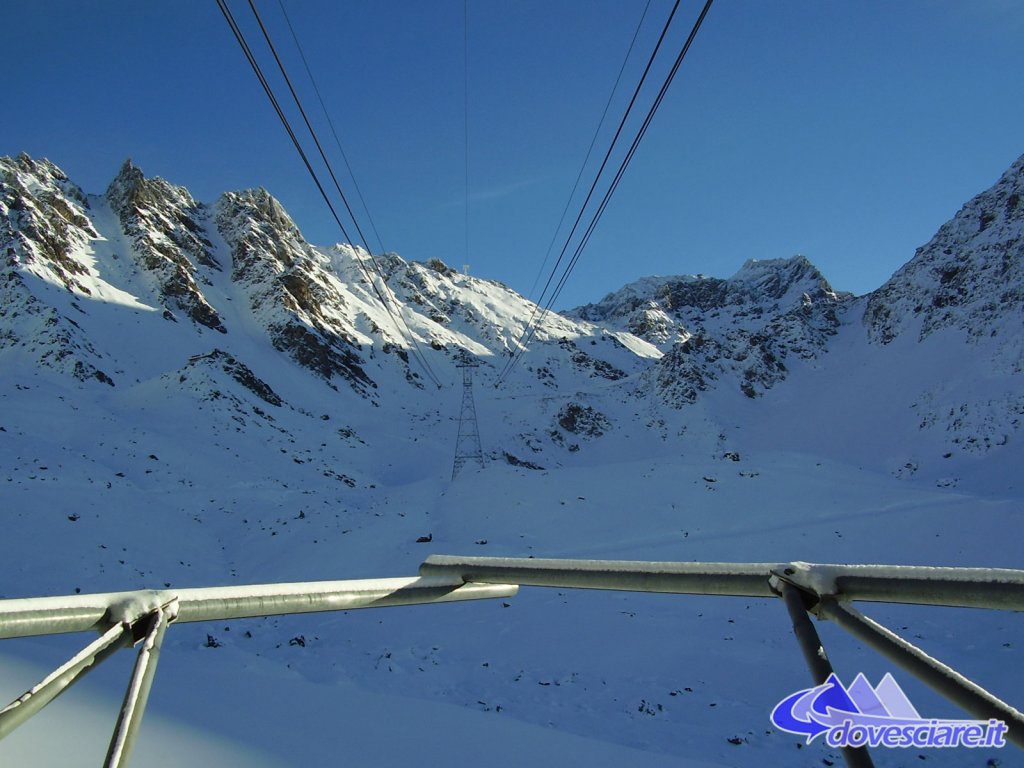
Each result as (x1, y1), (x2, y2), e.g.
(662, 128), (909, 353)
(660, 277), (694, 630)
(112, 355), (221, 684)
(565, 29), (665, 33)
(1, 152), (1022, 766)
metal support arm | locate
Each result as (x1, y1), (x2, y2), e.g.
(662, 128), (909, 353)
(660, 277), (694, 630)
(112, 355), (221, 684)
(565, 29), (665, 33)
(4, 558), (1023, 765)
(104, 601), (175, 768)
(0, 623), (131, 740)
(0, 573), (517, 767)
(780, 583), (875, 768)
(816, 596), (1024, 749)
(0, 576), (518, 640)
(422, 556), (1024, 610)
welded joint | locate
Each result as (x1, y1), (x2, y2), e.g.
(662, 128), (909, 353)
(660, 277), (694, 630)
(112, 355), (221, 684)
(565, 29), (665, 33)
(774, 562), (844, 598)
(768, 564), (828, 614)
(101, 595), (180, 642)
(99, 593), (176, 634)
(130, 599), (179, 644)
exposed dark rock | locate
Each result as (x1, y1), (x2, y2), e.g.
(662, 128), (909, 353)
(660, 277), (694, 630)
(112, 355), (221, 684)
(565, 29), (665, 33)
(184, 349), (283, 406)
(556, 402), (611, 438)
(503, 451), (545, 470)
(106, 159), (225, 333)
(558, 338), (626, 380)
(271, 321), (374, 391)
(215, 189), (377, 395)
(866, 153), (1024, 344)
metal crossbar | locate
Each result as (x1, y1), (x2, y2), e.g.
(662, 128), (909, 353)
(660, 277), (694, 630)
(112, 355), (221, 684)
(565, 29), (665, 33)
(0, 575), (518, 640)
(2, 559), (1022, 767)
(420, 556), (1024, 759)
(0, 575), (517, 766)
(419, 556), (1024, 609)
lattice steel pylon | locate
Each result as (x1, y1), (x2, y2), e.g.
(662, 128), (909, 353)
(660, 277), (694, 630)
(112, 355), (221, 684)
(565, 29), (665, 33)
(452, 354), (485, 479)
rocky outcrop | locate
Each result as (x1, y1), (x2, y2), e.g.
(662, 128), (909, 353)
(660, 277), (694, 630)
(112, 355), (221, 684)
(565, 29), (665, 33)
(216, 189), (375, 394)
(182, 349), (283, 407)
(573, 256), (848, 351)
(0, 155), (114, 384)
(0, 273), (115, 385)
(865, 154), (1024, 345)
(556, 402), (611, 437)
(1, 153), (97, 294)
(106, 160), (226, 333)
(595, 256), (850, 407)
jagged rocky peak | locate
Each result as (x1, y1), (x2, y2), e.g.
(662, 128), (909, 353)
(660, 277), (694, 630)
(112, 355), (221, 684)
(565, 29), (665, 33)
(865, 153), (1024, 345)
(105, 158), (146, 216)
(240, 187), (302, 237)
(105, 159), (225, 333)
(728, 255), (841, 304)
(0, 154), (114, 385)
(215, 186), (323, 294)
(618, 256), (850, 407)
(2, 154), (94, 237)
(1, 154), (97, 291)
(215, 187), (320, 313)
(572, 254), (847, 350)
(215, 187), (377, 395)
(576, 255), (841, 322)
(106, 159), (204, 232)
(4, 153), (85, 201)
(216, 187), (305, 270)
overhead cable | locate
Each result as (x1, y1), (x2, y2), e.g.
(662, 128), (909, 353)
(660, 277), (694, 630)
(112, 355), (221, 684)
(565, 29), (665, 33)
(464, 0), (471, 272)
(245, 0), (442, 390)
(497, 0), (686, 385)
(218, 0), (443, 388)
(275, 0), (386, 255)
(525, 0), (654, 302)
(215, 0), (356, 246)
(545, 0), (715, 311)
(497, 0), (714, 386)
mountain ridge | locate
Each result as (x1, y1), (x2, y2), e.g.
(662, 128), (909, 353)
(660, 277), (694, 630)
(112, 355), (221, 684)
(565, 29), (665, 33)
(3, 150), (1022, 470)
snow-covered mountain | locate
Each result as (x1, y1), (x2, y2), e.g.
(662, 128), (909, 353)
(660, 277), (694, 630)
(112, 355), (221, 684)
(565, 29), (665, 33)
(866, 154), (1024, 346)
(1, 151), (1022, 767)
(572, 256), (850, 406)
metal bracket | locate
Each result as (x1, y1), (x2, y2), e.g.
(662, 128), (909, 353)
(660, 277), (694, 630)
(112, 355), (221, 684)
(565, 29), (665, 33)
(816, 596), (1024, 749)
(104, 600), (177, 768)
(769, 564), (1024, 751)
(772, 577), (875, 768)
(0, 622), (131, 741)
(0, 597), (177, 755)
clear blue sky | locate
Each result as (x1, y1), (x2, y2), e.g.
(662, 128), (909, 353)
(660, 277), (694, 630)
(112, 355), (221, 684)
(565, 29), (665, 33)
(4, 1), (1024, 308)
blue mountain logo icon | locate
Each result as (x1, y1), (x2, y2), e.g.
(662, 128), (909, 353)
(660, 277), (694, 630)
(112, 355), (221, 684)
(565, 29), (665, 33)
(770, 673), (1007, 749)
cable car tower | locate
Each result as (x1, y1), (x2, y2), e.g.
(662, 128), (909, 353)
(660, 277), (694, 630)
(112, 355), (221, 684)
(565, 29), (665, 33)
(452, 352), (484, 479)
